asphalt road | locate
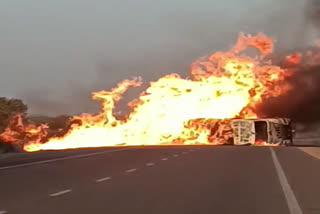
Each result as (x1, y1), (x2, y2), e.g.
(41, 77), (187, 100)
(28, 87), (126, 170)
(0, 146), (319, 214)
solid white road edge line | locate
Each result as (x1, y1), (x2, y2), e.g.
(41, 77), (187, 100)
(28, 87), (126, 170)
(126, 168), (137, 173)
(96, 177), (111, 182)
(0, 148), (130, 171)
(49, 189), (72, 197)
(270, 148), (303, 214)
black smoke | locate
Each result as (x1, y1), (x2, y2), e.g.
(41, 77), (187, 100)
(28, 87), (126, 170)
(305, 0), (320, 30)
(258, 47), (319, 124)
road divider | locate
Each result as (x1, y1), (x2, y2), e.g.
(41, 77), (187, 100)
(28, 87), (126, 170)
(0, 148), (130, 171)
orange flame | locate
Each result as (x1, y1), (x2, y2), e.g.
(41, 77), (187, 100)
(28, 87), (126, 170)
(254, 139), (267, 146)
(0, 114), (24, 144)
(0, 114), (48, 149)
(3, 33), (298, 152)
(284, 53), (302, 66)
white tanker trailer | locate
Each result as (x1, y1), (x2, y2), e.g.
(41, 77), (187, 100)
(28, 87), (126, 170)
(230, 118), (295, 146)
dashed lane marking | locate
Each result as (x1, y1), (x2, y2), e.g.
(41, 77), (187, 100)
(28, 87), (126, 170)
(173, 154), (179, 157)
(49, 189), (72, 197)
(146, 163), (155, 166)
(270, 148), (303, 214)
(161, 158), (168, 161)
(126, 168), (137, 173)
(0, 210), (7, 214)
(96, 177), (111, 182)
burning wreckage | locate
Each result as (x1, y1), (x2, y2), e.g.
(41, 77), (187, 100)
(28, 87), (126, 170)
(1, 116), (295, 152)
(182, 118), (294, 146)
(1, 32), (316, 152)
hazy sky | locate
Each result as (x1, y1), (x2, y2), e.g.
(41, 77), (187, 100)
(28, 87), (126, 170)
(0, 0), (315, 116)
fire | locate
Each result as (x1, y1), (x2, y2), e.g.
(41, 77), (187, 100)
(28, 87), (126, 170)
(0, 114), (23, 143)
(0, 114), (48, 149)
(284, 53), (302, 66)
(254, 140), (267, 146)
(1, 33), (298, 152)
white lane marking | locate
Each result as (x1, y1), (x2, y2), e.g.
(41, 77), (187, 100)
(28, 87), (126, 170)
(173, 154), (179, 157)
(270, 148), (303, 214)
(0, 210), (7, 214)
(0, 148), (130, 171)
(146, 163), (155, 166)
(126, 168), (137, 173)
(189, 149), (194, 152)
(161, 158), (168, 161)
(182, 152), (188, 154)
(96, 177), (111, 183)
(49, 189), (72, 197)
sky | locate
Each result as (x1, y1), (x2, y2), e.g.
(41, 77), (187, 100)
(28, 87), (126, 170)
(0, 0), (317, 116)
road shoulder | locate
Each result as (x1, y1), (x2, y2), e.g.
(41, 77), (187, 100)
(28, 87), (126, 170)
(298, 147), (320, 160)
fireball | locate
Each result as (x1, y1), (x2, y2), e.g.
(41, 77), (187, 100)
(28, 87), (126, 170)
(17, 33), (297, 151)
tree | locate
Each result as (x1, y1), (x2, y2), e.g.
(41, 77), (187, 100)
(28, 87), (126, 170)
(0, 97), (28, 132)
(28, 115), (70, 130)
(49, 115), (70, 130)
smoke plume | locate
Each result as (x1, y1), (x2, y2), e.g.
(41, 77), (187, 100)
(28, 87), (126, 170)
(258, 47), (320, 125)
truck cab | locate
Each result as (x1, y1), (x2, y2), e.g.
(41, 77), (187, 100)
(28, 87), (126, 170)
(231, 118), (294, 146)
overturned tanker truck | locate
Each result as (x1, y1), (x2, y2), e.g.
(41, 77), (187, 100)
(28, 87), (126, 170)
(230, 118), (295, 146)
(186, 118), (295, 146)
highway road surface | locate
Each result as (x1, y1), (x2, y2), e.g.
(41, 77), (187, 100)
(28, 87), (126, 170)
(0, 146), (319, 214)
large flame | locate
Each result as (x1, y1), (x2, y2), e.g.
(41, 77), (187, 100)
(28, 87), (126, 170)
(0, 114), (48, 149)
(2, 33), (298, 152)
